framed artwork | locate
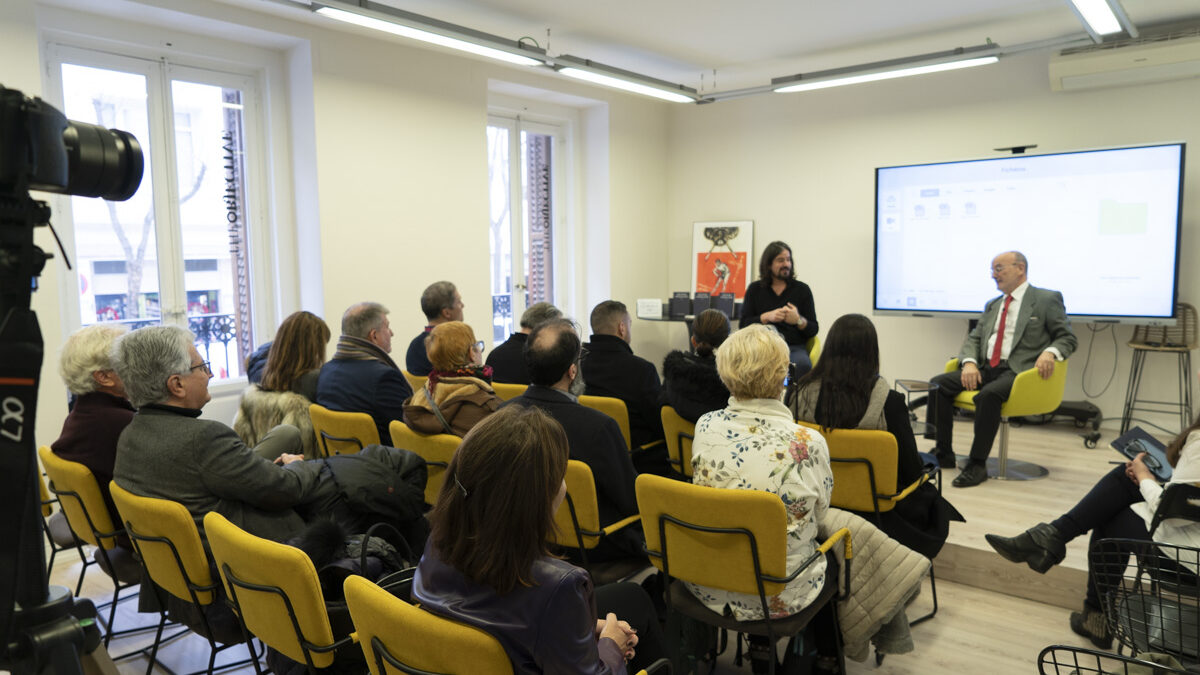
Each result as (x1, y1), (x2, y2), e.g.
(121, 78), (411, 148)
(691, 221), (753, 300)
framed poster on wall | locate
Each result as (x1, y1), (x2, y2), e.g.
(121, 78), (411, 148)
(691, 221), (753, 300)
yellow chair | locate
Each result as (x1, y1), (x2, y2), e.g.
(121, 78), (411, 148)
(491, 382), (528, 401)
(796, 423), (938, 625)
(402, 370), (427, 393)
(204, 511), (350, 672)
(110, 483), (260, 674)
(389, 420), (459, 508)
(344, 574), (513, 675)
(38, 446), (143, 647)
(944, 357), (1069, 480)
(660, 406), (696, 479)
(636, 474), (851, 675)
(805, 335), (822, 365)
(309, 403), (380, 457)
(579, 395), (632, 449)
(38, 465), (87, 587)
(552, 460), (647, 585)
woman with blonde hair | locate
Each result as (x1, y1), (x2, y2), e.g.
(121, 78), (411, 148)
(403, 321), (500, 436)
(234, 311), (330, 458)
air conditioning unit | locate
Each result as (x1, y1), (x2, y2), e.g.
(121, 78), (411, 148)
(1049, 32), (1200, 91)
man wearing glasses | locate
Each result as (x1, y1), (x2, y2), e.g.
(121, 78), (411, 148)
(112, 325), (314, 542)
(928, 251), (1078, 488)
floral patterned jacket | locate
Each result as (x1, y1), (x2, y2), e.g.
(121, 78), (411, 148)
(685, 397), (834, 621)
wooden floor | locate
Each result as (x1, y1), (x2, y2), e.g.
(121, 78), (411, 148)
(44, 414), (1165, 674)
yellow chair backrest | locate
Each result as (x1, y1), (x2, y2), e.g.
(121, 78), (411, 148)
(344, 575), (514, 675)
(660, 406), (696, 478)
(309, 403), (380, 457)
(203, 511), (337, 669)
(806, 335), (822, 365)
(579, 395), (631, 449)
(402, 370), (427, 393)
(389, 420), (459, 507)
(944, 357), (1069, 418)
(38, 445), (119, 549)
(110, 482), (216, 605)
(552, 460), (604, 550)
(797, 422), (902, 514)
(491, 382), (527, 401)
(635, 473), (789, 596)
(38, 466), (54, 518)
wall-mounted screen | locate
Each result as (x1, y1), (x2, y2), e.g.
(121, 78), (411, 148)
(874, 143), (1184, 323)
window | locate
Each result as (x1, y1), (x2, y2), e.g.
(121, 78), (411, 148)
(48, 45), (265, 381)
(487, 115), (562, 342)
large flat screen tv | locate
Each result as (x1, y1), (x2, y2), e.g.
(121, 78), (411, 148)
(874, 143), (1185, 324)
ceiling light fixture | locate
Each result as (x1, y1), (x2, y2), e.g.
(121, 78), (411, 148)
(554, 55), (700, 103)
(1067, 0), (1138, 41)
(773, 44), (1000, 94)
(312, 1), (546, 67)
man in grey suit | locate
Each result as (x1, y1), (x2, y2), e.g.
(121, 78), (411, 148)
(930, 251), (1078, 487)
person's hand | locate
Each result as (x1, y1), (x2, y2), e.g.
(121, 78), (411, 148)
(274, 453), (304, 465)
(1127, 452), (1155, 484)
(783, 303), (807, 329)
(761, 307), (787, 324)
(1036, 351), (1057, 379)
(598, 613), (638, 661)
(960, 362), (981, 390)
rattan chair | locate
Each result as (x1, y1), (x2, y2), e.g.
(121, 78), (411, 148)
(308, 403), (380, 457)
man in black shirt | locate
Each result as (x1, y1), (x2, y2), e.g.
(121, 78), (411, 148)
(739, 240), (819, 375)
(581, 300), (664, 450)
(486, 302), (562, 384)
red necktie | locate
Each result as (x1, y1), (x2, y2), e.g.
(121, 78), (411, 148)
(989, 294), (1013, 368)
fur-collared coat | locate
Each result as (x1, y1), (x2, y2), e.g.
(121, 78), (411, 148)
(402, 375), (500, 437)
(234, 384), (316, 458)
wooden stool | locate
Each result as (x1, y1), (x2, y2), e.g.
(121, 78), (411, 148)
(1121, 302), (1197, 435)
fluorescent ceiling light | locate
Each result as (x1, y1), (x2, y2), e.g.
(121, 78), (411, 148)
(775, 56), (998, 93)
(555, 56), (699, 103)
(772, 45), (1000, 94)
(313, 4), (544, 67)
(1068, 0), (1124, 36)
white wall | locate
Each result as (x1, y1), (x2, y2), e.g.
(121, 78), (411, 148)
(665, 48), (1200, 433)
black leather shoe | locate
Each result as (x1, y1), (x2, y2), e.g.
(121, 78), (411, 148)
(984, 522), (1067, 573)
(1069, 605), (1113, 649)
(952, 462), (988, 487)
(934, 447), (957, 469)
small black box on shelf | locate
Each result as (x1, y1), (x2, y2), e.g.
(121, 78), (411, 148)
(715, 292), (735, 318)
(668, 292), (691, 318)
(692, 293), (711, 315)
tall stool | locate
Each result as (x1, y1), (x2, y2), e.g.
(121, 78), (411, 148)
(1120, 302), (1197, 434)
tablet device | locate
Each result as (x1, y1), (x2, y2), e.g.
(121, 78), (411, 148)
(1111, 426), (1173, 482)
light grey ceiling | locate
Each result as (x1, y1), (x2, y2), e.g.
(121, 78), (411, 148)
(329, 0), (1200, 94)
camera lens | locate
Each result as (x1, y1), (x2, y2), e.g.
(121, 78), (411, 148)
(61, 120), (143, 201)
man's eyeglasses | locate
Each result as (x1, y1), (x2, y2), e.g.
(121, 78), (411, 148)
(189, 361), (212, 376)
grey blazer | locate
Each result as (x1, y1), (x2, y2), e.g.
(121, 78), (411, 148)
(958, 285), (1078, 374)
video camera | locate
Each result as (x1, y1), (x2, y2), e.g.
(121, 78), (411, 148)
(0, 85), (142, 674)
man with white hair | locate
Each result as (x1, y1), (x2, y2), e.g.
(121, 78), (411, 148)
(113, 325), (315, 541)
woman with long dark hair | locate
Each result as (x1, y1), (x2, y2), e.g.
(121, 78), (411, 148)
(790, 313), (963, 558)
(412, 405), (665, 674)
(985, 413), (1200, 648)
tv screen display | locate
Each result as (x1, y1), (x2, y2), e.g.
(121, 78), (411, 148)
(874, 143), (1184, 323)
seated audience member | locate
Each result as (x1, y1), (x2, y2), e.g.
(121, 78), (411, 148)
(406, 281), (464, 377)
(790, 313), (963, 559)
(413, 405), (665, 674)
(244, 340), (271, 384)
(502, 318), (642, 561)
(113, 325), (318, 542)
(316, 301), (412, 446)
(52, 323), (133, 528)
(582, 300), (665, 450)
(690, 324), (927, 668)
(403, 321), (500, 437)
(235, 310), (330, 458)
(660, 308), (731, 423)
(985, 413), (1200, 649)
(486, 301), (562, 384)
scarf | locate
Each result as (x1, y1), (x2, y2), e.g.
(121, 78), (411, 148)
(332, 335), (399, 370)
(428, 364), (493, 389)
